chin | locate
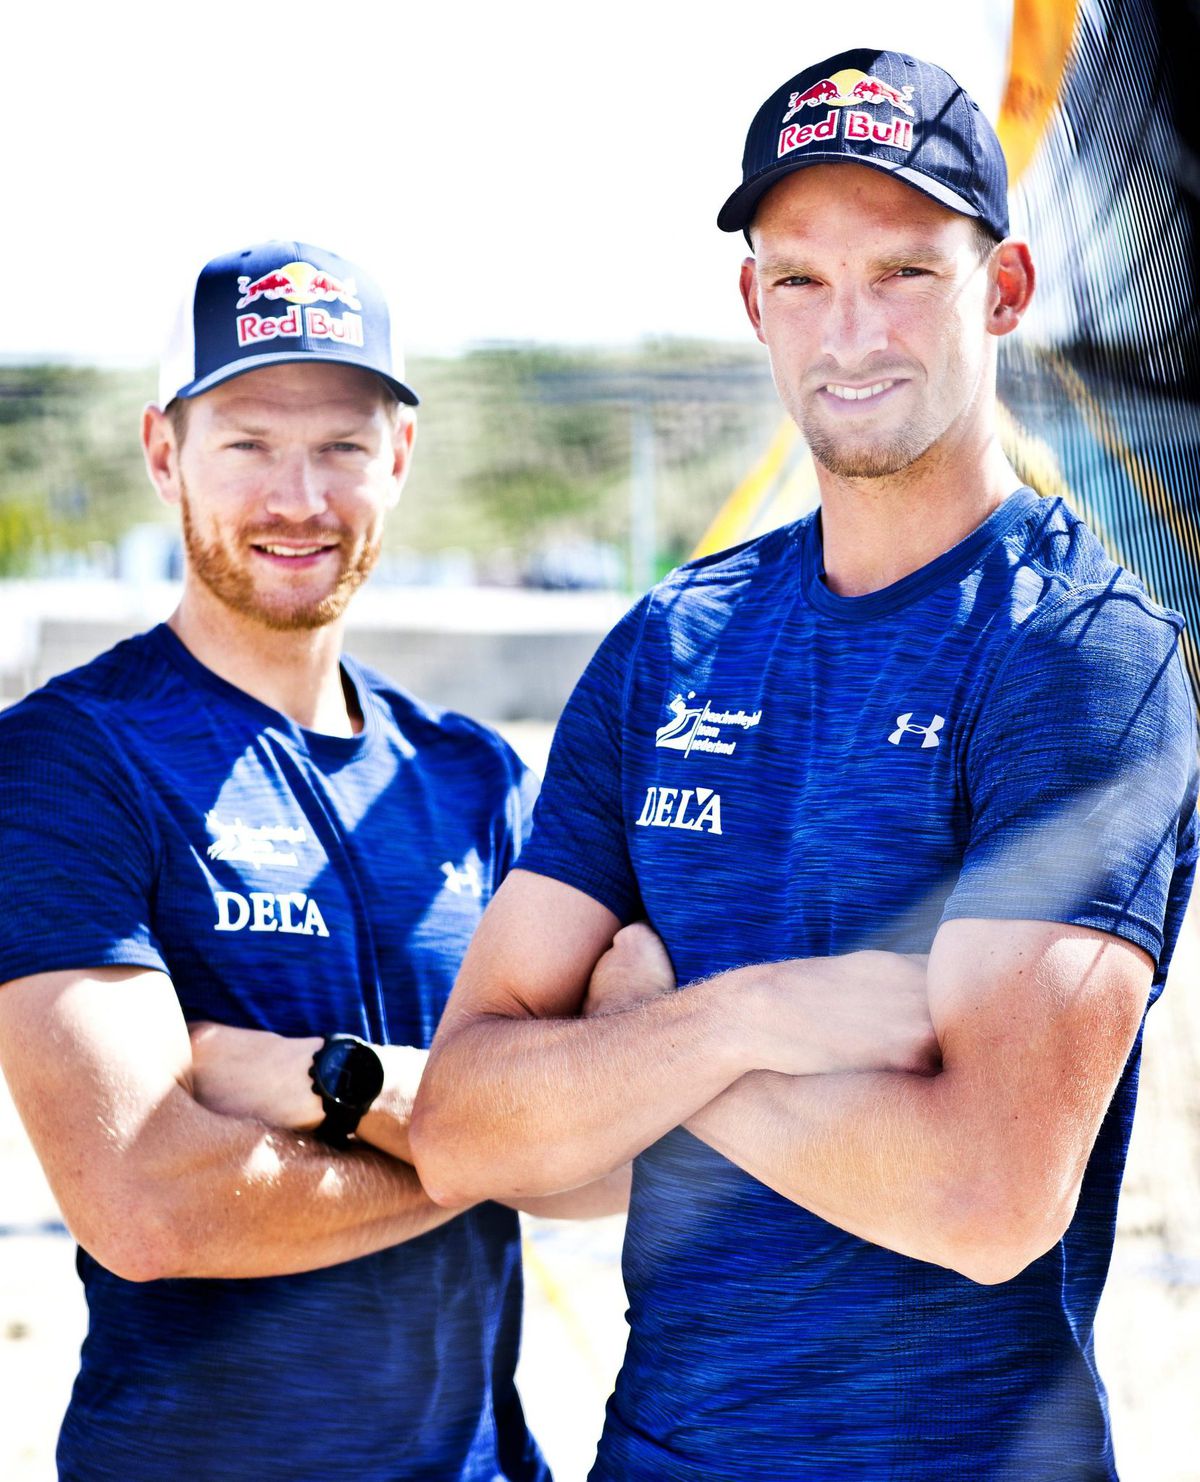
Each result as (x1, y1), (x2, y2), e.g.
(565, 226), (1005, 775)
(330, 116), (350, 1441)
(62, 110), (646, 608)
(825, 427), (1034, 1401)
(804, 424), (935, 481)
(238, 580), (364, 631)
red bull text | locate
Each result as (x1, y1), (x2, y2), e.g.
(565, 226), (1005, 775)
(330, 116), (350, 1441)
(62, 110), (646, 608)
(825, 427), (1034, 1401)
(778, 108), (914, 158)
(236, 306), (365, 348)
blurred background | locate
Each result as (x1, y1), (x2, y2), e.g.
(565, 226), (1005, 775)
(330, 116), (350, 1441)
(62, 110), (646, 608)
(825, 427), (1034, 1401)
(2, 0), (1199, 1477)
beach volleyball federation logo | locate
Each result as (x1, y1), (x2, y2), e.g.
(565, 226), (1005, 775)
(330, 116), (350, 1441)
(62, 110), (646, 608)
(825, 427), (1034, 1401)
(654, 692), (762, 758)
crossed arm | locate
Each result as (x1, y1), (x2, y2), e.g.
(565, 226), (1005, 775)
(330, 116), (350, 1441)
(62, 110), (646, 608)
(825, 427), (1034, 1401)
(410, 868), (1152, 1284)
(0, 966), (462, 1281)
(0, 963), (625, 1285)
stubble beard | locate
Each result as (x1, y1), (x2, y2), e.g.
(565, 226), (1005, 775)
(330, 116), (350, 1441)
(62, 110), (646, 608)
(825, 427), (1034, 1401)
(800, 416), (938, 480)
(179, 480), (382, 632)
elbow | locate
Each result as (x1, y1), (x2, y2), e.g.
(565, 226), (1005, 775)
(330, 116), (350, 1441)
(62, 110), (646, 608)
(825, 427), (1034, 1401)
(75, 1204), (193, 1284)
(934, 1184), (1074, 1287)
(408, 1091), (478, 1209)
(410, 1088), (571, 1209)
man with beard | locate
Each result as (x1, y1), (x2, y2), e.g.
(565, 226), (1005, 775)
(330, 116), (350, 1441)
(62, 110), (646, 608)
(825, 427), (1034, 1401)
(0, 241), (622, 1482)
(410, 51), (1199, 1480)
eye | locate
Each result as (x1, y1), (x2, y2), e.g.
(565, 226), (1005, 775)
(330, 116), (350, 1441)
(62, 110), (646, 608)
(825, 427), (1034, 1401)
(325, 441), (367, 454)
(776, 274), (815, 288)
(225, 440), (263, 451)
(891, 266), (928, 279)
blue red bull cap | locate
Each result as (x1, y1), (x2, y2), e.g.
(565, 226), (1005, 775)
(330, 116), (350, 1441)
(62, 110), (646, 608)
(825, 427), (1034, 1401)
(158, 240), (419, 407)
(718, 48), (1010, 241)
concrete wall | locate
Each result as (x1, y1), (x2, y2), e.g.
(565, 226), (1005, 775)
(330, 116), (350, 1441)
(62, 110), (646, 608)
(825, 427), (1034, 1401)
(2, 583), (630, 721)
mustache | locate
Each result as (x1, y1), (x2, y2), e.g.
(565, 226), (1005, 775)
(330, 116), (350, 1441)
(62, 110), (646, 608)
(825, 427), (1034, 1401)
(242, 522), (347, 544)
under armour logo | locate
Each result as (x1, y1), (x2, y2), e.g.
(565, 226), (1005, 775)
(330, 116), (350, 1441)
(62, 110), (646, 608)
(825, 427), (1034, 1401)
(440, 860), (483, 897)
(888, 712), (945, 748)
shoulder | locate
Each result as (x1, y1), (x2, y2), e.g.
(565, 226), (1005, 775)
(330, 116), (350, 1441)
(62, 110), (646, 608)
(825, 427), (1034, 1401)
(348, 658), (528, 782)
(964, 496), (1185, 693)
(0, 629), (172, 754)
(998, 495), (1180, 629)
(653, 518), (807, 607)
(968, 545), (1195, 783)
(606, 520), (811, 670)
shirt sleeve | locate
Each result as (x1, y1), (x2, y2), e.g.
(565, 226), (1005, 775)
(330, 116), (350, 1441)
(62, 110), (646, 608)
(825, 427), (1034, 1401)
(495, 747), (541, 884)
(0, 691), (168, 985)
(515, 597), (651, 923)
(941, 584), (1199, 967)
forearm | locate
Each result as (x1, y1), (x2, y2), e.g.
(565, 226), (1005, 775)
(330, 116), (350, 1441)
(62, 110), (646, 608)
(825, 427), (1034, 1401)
(116, 1105), (463, 1281)
(412, 982), (751, 1205)
(685, 923), (1148, 1284)
(685, 1066), (1075, 1283)
(414, 943), (936, 1206)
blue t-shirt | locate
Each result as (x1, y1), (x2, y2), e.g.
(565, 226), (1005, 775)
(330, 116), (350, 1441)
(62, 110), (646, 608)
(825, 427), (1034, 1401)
(0, 624), (548, 1482)
(519, 489), (1199, 1482)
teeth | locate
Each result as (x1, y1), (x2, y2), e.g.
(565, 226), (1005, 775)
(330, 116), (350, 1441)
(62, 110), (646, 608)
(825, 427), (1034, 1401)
(259, 544), (327, 557)
(826, 380), (895, 401)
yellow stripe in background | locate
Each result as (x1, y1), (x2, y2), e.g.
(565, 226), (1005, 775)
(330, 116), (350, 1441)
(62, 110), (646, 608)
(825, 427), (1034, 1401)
(997, 0), (1081, 184)
(692, 418), (798, 559)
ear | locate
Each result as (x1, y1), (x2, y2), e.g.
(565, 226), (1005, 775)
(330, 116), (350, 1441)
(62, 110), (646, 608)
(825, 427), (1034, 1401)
(386, 412), (417, 506)
(987, 241), (1035, 338)
(739, 257), (766, 343)
(141, 405), (183, 508)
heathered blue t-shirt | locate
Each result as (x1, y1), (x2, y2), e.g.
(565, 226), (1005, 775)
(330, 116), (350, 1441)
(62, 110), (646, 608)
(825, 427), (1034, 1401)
(0, 624), (548, 1482)
(519, 489), (1199, 1481)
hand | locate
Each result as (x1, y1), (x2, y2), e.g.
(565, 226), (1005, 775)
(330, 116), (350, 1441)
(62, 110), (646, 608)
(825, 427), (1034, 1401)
(749, 951), (938, 1078)
(583, 922), (676, 1018)
(188, 1022), (324, 1130)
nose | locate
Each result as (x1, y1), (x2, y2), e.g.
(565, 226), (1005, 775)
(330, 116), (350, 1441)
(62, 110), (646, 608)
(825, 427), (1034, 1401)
(263, 452), (327, 521)
(820, 282), (889, 368)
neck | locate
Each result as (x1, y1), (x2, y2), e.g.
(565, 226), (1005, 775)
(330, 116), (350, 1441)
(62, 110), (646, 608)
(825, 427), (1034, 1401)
(814, 431), (1022, 598)
(168, 581), (359, 736)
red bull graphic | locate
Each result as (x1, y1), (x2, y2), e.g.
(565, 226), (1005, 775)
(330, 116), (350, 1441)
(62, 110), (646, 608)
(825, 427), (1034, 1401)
(234, 260), (364, 349)
(782, 79), (840, 122)
(783, 68), (916, 123)
(778, 68), (917, 160)
(235, 261), (363, 311)
(851, 76), (916, 115)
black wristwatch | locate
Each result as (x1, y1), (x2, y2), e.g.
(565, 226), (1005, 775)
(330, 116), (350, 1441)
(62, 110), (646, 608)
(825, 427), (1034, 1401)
(308, 1034), (385, 1147)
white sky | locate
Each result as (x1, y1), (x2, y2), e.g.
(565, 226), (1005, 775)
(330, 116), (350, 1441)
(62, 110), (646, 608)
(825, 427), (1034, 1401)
(3, 1), (1011, 363)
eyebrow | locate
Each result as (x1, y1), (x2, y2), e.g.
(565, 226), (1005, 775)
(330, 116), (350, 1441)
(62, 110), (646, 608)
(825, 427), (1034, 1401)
(756, 244), (958, 276)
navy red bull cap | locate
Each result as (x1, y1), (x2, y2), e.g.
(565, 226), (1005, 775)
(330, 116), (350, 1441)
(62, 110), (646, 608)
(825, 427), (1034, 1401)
(718, 48), (1009, 241)
(158, 240), (419, 407)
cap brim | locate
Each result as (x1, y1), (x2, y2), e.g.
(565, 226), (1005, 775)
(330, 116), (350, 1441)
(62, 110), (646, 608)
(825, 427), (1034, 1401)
(174, 350), (420, 407)
(717, 153), (983, 236)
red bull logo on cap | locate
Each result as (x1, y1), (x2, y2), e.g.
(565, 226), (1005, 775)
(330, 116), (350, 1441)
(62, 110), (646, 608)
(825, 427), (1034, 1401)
(778, 67), (916, 158)
(235, 262), (362, 311)
(234, 260), (364, 350)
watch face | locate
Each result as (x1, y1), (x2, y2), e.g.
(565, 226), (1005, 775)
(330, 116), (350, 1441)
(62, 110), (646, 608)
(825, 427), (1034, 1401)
(318, 1038), (385, 1108)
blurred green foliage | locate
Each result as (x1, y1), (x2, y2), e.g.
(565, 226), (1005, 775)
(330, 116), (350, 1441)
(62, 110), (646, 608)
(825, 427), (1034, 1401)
(0, 344), (778, 580)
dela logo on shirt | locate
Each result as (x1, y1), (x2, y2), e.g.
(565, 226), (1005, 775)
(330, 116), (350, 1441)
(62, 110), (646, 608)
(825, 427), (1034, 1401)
(635, 786), (724, 835)
(213, 889), (331, 936)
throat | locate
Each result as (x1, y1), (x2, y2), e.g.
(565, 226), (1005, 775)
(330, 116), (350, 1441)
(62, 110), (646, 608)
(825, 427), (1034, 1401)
(168, 595), (359, 735)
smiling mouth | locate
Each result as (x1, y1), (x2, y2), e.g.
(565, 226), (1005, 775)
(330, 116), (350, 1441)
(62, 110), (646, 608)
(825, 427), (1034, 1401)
(252, 543), (337, 558)
(824, 380), (897, 402)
